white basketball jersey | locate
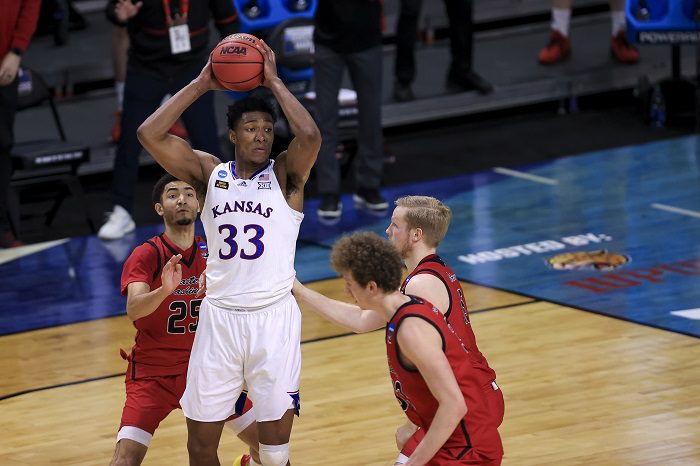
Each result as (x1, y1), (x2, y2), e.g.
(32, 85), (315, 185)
(202, 160), (303, 309)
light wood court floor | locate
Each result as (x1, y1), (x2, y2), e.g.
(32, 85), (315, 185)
(1, 280), (699, 465)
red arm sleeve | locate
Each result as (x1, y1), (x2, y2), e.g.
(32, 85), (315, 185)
(121, 243), (159, 296)
(12, 0), (41, 52)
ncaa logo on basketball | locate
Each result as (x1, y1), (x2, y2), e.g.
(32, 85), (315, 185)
(220, 45), (247, 55)
(547, 250), (630, 271)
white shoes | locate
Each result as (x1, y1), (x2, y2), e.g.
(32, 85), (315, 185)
(98, 205), (135, 240)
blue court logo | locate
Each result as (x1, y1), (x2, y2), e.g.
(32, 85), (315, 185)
(217, 170), (227, 178)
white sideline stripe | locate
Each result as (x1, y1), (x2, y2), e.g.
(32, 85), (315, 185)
(0, 239), (69, 265)
(651, 203), (700, 219)
(670, 308), (700, 320)
(493, 167), (558, 185)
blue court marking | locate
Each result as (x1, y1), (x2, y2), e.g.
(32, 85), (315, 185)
(438, 136), (700, 337)
(297, 135), (700, 338)
(2, 135), (699, 336)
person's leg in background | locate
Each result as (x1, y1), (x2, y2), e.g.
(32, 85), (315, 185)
(110, 25), (129, 143)
(443, 0), (492, 94)
(538, 0), (573, 64)
(0, 76), (22, 247)
(99, 70), (165, 240)
(313, 43), (345, 220)
(393, 0), (423, 102)
(609, 0), (639, 63)
(539, 0), (638, 64)
(346, 45), (387, 211)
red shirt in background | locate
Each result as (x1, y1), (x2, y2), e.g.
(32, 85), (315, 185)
(0, 0), (41, 55)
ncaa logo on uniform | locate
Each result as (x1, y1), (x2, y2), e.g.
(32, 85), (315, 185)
(258, 181), (271, 190)
(387, 323), (395, 344)
(198, 241), (209, 258)
(218, 170), (227, 178)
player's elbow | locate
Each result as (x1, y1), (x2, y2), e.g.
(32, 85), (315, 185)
(454, 398), (467, 419)
(298, 124), (321, 149)
(136, 122), (153, 147)
(125, 307), (139, 321)
(136, 119), (165, 150)
(125, 301), (142, 321)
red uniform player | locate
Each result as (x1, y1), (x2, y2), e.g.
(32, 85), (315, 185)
(109, 174), (259, 466)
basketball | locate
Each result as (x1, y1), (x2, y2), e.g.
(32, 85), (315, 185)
(211, 33), (265, 92)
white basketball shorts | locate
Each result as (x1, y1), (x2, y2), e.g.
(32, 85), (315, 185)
(180, 293), (301, 423)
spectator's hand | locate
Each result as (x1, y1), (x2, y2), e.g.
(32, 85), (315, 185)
(196, 55), (227, 92)
(255, 39), (280, 87)
(0, 52), (21, 86)
(115, 0), (142, 23)
(161, 254), (183, 295)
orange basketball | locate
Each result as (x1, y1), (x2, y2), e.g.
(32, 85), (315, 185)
(211, 33), (264, 92)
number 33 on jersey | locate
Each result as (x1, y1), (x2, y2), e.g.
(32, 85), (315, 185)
(202, 160), (304, 309)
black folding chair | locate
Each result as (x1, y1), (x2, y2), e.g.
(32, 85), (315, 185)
(9, 68), (95, 235)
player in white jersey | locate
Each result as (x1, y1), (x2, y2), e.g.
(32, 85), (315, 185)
(137, 38), (321, 466)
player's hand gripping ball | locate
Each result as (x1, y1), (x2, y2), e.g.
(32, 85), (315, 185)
(211, 33), (264, 92)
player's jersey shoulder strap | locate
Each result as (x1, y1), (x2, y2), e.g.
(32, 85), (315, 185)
(391, 296), (447, 370)
(143, 238), (164, 282)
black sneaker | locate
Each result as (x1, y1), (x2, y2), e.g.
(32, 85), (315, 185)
(317, 193), (342, 218)
(353, 188), (388, 211)
(447, 69), (494, 95)
(393, 81), (415, 102)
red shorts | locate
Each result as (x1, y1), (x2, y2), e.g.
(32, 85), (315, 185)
(401, 381), (504, 465)
(119, 372), (253, 435)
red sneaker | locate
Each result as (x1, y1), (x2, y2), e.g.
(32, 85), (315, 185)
(110, 111), (122, 143)
(611, 31), (639, 64)
(168, 119), (189, 139)
(538, 30), (571, 64)
(233, 454), (251, 466)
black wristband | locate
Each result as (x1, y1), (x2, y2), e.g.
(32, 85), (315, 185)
(10, 47), (23, 57)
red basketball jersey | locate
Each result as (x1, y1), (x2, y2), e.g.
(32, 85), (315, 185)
(401, 254), (496, 383)
(386, 296), (503, 463)
(120, 233), (207, 378)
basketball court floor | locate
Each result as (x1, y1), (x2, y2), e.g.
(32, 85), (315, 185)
(1, 134), (699, 465)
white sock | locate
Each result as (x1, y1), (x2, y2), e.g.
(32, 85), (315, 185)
(115, 81), (125, 112)
(551, 8), (571, 37)
(611, 10), (626, 36)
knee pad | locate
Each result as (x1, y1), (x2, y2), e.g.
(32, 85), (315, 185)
(258, 443), (289, 466)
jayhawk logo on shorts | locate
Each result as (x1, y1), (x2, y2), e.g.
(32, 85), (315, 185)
(547, 250), (629, 271)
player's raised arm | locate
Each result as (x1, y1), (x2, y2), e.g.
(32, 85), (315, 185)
(257, 40), (321, 188)
(125, 254), (182, 321)
(137, 58), (224, 186)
